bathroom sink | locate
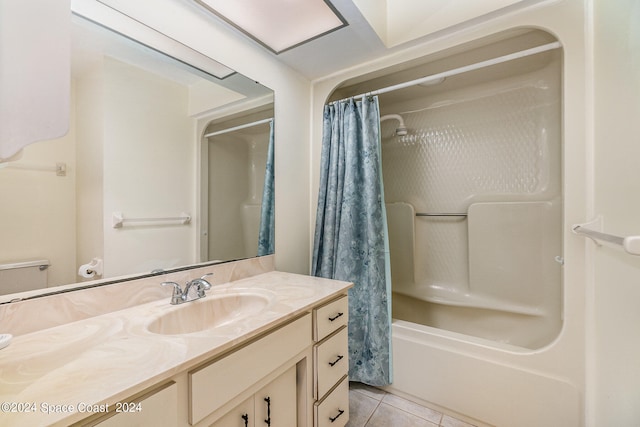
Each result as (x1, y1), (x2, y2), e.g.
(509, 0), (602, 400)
(146, 291), (271, 335)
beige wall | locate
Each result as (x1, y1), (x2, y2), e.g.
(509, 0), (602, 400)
(0, 87), (78, 287)
(102, 58), (195, 277)
(592, 0), (640, 424)
(75, 61), (104, 278)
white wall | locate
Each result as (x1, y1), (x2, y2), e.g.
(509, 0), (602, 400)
(592, 0), (640, 424)
(102, 58), (195, 276)
(351, 0), (540, 47)
(75, 61), (104, 277)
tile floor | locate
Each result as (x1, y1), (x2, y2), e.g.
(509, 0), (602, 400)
(346, 382), (478, 427)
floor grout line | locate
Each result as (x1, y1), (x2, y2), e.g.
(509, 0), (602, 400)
(350, 383), (478, 427)
(362, 398), (383, 426)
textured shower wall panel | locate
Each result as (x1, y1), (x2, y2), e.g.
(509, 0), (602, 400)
(382, 83), (558, 209)
(382, 79), (561, 305)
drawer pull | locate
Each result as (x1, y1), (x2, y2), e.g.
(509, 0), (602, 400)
(264, 397), (271, 426)
(242, 413), (249, 427)
(328, 355), (344, 367)
(328, 312), (344, 322)
(329, 409), (345, 423)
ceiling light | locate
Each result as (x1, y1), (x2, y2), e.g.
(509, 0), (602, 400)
(195, 0), (348, 54)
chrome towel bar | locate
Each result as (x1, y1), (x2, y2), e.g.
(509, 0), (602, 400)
(112, 212), (191, 228)
(416, 213), (467, 217)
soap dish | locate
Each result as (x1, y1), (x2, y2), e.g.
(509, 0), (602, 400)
(0, 334), (12, 350)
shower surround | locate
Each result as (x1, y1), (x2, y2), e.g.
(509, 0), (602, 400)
(382, 66), (562, 349)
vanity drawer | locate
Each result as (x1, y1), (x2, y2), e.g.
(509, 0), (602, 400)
(314, 375), (349, 427)
(314, 326), (348, 400)
(313, 295), (348, 342)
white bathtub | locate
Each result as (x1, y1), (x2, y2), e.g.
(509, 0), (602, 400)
(384, 319), (581, 427)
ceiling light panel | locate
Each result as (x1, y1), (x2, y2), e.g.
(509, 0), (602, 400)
(195, 0), (347, 54)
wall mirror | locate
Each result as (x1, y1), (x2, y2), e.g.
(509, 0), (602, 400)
(0, 12), (274, 300)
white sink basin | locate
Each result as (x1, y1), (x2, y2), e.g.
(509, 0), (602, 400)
(146, 291), (272, 335)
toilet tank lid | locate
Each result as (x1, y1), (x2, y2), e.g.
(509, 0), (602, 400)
(0, 259), (49, 271)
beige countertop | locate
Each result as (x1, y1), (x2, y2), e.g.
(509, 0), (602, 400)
(0, 271), (352, 427)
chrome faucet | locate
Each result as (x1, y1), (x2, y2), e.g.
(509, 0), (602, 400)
(161, 273), (214, 305)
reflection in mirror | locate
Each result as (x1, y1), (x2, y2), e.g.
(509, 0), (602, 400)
(202, 107), (275, 262)
(0, 14), (273, 298)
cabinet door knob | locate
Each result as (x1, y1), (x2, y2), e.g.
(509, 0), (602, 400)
(328, 312), (344, 322)
(242, 413), (249, 427)
(329, 409), (345, 423)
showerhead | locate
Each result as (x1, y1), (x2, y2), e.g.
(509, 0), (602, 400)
(395, 126), (408, 136)
(380, 114), (408, 137)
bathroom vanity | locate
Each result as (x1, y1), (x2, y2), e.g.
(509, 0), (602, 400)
(0, 261), (352, 427)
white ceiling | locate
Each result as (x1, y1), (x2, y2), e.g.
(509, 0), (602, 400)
(202, 0), (545, 80)
(266, 0), (390, 79)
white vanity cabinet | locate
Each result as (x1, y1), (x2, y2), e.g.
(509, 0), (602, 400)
(312, 296), (349, 427)
(70, 291), (350, 427)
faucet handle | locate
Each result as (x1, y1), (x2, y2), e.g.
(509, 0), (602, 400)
(161, 281), (183, 305)
(199, 273), (213, 289)
(192, 273), (213, 298)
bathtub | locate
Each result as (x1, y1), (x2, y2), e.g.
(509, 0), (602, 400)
(384, 319), (581, 427)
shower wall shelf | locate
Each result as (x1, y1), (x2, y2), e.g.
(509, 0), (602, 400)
(112, 212), (191, 228)
(572, 216), (640, 256)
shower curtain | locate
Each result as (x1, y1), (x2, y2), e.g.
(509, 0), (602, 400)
(312, 97), (392, 386)
(257, 120), (275, 256)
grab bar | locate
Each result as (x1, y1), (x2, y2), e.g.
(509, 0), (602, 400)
(1, 161), (67, 176)
(416, 213), (467, 217)
(112, 212), (191, 228)
(572, 216), (640, 255)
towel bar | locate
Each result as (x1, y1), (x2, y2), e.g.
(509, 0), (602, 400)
(572, 217), (640, 255)
(112, 212), (191, 228)
(416, 213), (467, 217)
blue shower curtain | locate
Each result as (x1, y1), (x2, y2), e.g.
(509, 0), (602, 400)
(257, 119), (275, 256)
(312, 97), (392, 386)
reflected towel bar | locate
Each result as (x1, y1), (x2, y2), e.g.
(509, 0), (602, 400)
(112, 212), (191, 228)
(0, 162), (67, 176)
(416, 213), (467, 217)
(572, 217), (640, 255)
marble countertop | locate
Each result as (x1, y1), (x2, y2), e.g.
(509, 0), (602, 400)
(0, 271), (352, 427)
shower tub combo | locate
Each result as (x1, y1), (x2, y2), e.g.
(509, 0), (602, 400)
(326, 28), (580, 427)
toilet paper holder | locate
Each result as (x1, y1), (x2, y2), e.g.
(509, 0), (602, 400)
(78, 258), (103, 278)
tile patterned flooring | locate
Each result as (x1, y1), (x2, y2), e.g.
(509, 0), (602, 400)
(346, 382), (478, 427)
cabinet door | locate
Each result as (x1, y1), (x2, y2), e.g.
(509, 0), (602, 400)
(211, 396), (255, 427)
(254, 366), (297, 427)
(92, 382), (177, 427)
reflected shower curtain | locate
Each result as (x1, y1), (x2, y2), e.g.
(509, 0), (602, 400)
(258, 120), (275, 256)
(312, 97), (392, 386)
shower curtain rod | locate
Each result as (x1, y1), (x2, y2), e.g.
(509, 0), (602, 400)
(331, 41), (562, 104)
(203, 117), (273, 138)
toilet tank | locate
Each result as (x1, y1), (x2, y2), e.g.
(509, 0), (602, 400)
(0, 259), (49, 295)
